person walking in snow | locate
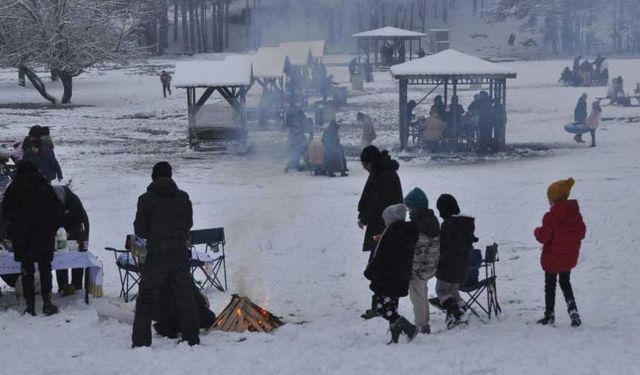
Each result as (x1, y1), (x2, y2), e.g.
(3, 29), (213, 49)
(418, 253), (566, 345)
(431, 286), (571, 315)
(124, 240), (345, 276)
(321, 119), (348, 177)
(435, 194), (476, 329)
(534, 178), (585, 327)
(2, 160), (63, 316)
(584, 100), (602, 147)
(405, 188), (440, 334)
(364, 204), (418, 343)
(132, 162), (199, 347)
(572, 94), (588, 143)
(160, 70), (172, 98)
(358, 146), (403, 319)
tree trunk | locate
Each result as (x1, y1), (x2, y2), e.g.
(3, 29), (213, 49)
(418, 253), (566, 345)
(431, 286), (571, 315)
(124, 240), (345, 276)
(189, 1), (196, 53)
(201, 2), (208, 53)
(60, 73), (73, 104)
(182, 3), (189, 51)
(212, 2), (218, 52)
(224, 1), (230, 49)
(20, 66), (57, 104)
(173, 1), (179, 42)
(194, 5), (201, 52)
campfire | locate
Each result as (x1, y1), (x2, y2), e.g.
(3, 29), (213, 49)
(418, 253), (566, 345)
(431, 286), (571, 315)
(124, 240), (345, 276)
(211, 294), (284, 333)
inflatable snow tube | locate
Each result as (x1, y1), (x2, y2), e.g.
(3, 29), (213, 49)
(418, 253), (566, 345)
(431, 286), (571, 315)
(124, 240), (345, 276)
(564, 122), (590, 134)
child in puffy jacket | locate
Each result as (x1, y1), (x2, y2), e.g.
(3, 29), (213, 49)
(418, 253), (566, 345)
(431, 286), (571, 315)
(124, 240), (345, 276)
(534, 178), (586, 327)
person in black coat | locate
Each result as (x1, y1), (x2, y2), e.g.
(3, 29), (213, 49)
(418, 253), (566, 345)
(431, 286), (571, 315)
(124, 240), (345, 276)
(1, 160), (63, 316)
(52, 185), (89, 295)
(435, 194), (476, 328)
(22, 138), (63, 183)
(153, 279), (216, 338)
(358, 146), (404, 319)
(321, 120), (348, 177)
(574, 93), (588, 123)
(364, 204), (418, 343)
(131, 162), (199, 347)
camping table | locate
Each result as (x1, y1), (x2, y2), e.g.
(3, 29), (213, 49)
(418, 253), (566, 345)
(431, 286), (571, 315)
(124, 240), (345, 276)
(0, 250), (104, 304)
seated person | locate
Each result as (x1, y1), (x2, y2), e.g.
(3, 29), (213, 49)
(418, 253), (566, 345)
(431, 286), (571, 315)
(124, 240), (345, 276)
(558, 67), (574, 86)
(153, 280), (217, 338)
(422, 108), (446, 152)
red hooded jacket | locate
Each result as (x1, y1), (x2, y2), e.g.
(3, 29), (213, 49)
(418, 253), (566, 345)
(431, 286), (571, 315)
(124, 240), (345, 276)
(534, 200), (586, 273)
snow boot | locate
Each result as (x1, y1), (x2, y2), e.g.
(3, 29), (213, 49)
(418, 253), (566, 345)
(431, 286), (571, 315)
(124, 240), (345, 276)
(419, 324), (431, 334)
(567, 301), (581, 327)
(42, 294), (59, 316)
(361, 296), (378, 320)
(536, 312), (555, 325)
(388, 317), (417, 344)
(443, 298), (464, 329)
(24, 296), (36, 316)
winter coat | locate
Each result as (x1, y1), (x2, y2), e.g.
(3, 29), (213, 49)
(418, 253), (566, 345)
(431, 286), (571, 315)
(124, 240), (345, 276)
(1, 172), (63, 262)
(423, 115), (446, 141)
(364, 221), (418, 297)
(436, 215), (476, 284)
(134, 177), (193, 252)
(409, 208), (440, 281)
(22, 148), (63, 182)
(586, 107), (602, 130)
(307, 139), (324, 168)
(52, 185), (89, 245)
(322, 121), (346, 173)
(357, 156), (403, 252)
(534, 200), (586, 273)
(160, 72), (172, 85)
(574, 98), (587, 123)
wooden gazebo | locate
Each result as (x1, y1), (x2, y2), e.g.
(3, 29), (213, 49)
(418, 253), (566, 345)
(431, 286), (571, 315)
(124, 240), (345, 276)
(174, 60), (253, 148)
(353, 26), (426, 69)
(390, 49), (517, 151)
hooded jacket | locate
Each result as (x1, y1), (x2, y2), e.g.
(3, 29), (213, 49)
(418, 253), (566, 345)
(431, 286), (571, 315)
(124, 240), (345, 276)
(22, 148), (63, 182)
(357, 154), (403, 252)
(534, 200), (586, 273)
(409, 208), (440, 281)
(436, 215), (476, 284)
(134, 177), (193, 252)
(364, 205), (418, 297)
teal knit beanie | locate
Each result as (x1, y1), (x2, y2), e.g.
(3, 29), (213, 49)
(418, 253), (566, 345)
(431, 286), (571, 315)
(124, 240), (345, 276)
(404, 187), (429, 209)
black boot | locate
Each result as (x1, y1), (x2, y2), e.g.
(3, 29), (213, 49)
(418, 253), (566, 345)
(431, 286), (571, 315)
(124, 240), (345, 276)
(361, 296), (378, 320)
(567, 301), (581, 327)
(537, 311), (555, 325)
(42, 294), (59, 316)
(388, 317), (418, 344)
(443, 298), (464, 329)
(24, 296), (36, 316)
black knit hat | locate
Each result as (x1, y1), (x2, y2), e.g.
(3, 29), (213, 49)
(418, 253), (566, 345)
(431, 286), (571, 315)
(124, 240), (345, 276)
(436, 194), (461, 219)
(360, 145), (381, 164)
(28, 125), (42, 137)
(151, 161), (172, 180)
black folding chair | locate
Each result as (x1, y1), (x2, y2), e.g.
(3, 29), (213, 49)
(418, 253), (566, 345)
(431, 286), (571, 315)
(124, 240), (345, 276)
(460, 243), (502, 319)
(190, 228), (227, 292)
(105, 235), (142, 302)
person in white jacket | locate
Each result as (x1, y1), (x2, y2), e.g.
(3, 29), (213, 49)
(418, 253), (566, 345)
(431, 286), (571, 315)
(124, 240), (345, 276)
(584, 100), (602, 147)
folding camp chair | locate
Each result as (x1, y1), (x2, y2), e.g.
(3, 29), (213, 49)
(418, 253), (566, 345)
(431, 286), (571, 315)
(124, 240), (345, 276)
(105, 235), (143, 302)
(459, 243), (502, 319)
(190, 228), (227, 292)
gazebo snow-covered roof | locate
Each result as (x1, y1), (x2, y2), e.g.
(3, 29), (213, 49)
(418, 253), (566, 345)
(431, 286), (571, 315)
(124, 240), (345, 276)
(279, 40), (325, 63)
(174, 60), (253, 88)
(390, 49), (517, 79)
(353, 26), (426, 39)
(252, 47), (288, 79)
(390, 49), (517, 152)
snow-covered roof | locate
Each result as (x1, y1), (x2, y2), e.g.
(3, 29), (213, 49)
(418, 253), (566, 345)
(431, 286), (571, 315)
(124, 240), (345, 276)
(174, 60), (253, 87)
(278, 41), (317, 66)
(253, 47), (288, 78)
(390, 49), (517, 78)
(353, 26), (426, 39)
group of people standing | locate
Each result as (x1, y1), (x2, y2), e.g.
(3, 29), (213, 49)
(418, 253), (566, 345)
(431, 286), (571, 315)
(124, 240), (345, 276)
(356, 145), (586, 343)
(572, 93), (602, 147)
(559, 54), (609, 87)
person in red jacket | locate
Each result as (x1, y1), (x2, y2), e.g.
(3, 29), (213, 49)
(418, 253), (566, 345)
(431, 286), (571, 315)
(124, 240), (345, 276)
(534, 178), (586, 327)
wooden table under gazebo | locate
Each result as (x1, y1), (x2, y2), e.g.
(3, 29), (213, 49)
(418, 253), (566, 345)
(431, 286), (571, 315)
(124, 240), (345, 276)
(390, 49), (517, 151)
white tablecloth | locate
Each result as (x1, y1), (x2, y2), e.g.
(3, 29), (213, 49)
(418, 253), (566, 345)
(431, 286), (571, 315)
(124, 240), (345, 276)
(0, 250), (104, 297)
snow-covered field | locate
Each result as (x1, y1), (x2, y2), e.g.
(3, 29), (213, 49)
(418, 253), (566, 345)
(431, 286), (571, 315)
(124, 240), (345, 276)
(1, 57), (639, 375)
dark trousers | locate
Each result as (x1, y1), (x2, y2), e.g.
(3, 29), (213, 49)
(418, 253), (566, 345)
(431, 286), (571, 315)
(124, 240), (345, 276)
(162, 84), (171, 98)
(56, 268), (84, 290)
(589, 129), (596, 146)
(545, 271), (576, 314)
(132, 250), (199, 347)
(373, 294), (400, 324)
(21, 256), (53, 304)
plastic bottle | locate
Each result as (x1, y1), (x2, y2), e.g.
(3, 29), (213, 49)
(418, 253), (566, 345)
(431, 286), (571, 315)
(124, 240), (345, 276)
(56, 227), (67, 251)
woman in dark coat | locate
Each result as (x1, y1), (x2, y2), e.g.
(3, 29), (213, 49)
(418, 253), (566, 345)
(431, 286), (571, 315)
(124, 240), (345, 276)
(364, 204), (418, 343)
(1, 160), (63, 315)
(321, 120), (347, 177)
(357, 145), (403, 319)
(435, 194), (476, 329)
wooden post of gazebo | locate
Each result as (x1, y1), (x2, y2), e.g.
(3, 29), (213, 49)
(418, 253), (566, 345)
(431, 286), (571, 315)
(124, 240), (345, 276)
(399, 79), (409, 150)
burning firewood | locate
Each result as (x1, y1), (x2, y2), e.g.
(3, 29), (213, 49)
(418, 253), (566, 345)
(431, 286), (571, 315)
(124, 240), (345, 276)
(211, 294), (284, 333)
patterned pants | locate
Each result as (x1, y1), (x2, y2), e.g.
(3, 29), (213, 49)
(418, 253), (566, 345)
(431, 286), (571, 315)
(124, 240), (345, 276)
(374, 294), (399, 323)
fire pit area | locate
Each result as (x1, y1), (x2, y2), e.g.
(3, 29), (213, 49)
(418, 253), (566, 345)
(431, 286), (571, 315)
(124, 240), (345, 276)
(211, 294), (284, 333)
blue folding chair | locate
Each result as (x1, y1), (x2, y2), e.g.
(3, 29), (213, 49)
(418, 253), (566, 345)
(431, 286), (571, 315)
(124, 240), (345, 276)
(460, 243), (502, 319)
(190, 228), (227, 292)
(105, 235), (142, 302)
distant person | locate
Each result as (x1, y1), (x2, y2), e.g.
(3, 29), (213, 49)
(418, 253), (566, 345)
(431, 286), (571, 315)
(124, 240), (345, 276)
(358, 146), (403, 320)
(432, 95), (446, 119)
(2, 160), (63, 316)
(285, 103), (308, 173)
(417, 47), (426, 58)
(359, 112), (376, 147)
(534, 178), (585, 327)
(321, 119), (348, 177)
(584, 100), (602, 147)
(406, 100), (417, 123)
(364, 58), (373, 82)
(558, 67), (574, 86)
(132, 162), (199, 347)
(22, 139), (63, 183)
(579, 59), (593, 86)
(160, 70), (172, 98)
(572, 56), (581, 78)
(423, 107), (446, 152)
(446, 95), (465, 130)
(348, 58), (358, 76)
(508, 33), (516, 47)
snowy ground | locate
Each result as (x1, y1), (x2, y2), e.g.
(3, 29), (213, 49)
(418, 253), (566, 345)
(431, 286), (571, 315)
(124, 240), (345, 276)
(0, 57), (639, 375)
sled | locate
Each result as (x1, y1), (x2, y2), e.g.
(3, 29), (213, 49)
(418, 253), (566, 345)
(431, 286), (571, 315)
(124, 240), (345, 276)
(564, 122), (590, 134)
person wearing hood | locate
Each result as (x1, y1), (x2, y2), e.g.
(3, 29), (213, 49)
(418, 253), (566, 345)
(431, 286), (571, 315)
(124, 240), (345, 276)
(435, 194), (476, 329)
(132, 162), (199, 347)
(534, 178), (585, 327)
(364, 204), (418, 343)
(321, 118), (348, 177)
(1, 160), (63, 316)
(357, 146), (403, 319)
(572, 94), (588, 143)
(405, 188), (440, 334)
(22, 138), (63, 183)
